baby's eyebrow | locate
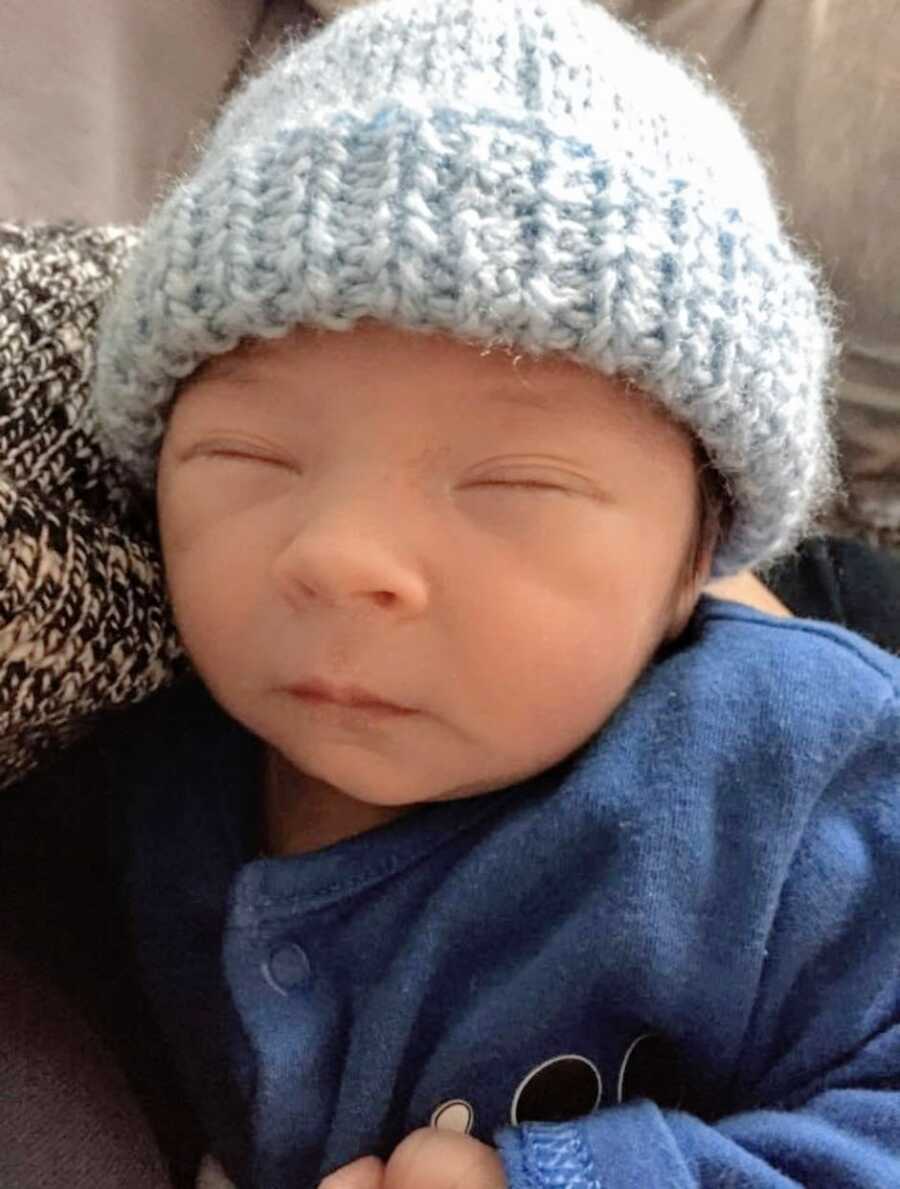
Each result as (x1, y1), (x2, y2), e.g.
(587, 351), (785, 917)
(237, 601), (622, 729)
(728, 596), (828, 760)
(193, 353), (586, 417)
(196, 350), (269, 387)
(488, 386), (564, 413)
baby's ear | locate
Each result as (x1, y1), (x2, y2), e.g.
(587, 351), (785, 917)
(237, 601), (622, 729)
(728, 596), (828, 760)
(665, 548), (714, 641)
(664, 588), (703, 643)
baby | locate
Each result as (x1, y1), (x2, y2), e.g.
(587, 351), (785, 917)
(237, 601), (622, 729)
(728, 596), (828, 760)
(85, 0), (900, 1186)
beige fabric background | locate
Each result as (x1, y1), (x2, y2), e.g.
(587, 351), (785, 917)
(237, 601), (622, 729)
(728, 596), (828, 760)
(1, 0), (897, 551)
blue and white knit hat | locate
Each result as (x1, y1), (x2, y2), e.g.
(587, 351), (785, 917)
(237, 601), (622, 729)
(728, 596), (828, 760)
(89, 0), (843, 578)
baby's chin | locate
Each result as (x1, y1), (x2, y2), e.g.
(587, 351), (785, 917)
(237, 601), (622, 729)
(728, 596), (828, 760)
(272, 763), (501, 809)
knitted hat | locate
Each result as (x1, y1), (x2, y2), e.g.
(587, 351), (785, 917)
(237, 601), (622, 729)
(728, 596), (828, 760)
(89, 0), (843, 578)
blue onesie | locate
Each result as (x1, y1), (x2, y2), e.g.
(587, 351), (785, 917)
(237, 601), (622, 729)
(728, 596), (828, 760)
(98, 594), (900, 1188)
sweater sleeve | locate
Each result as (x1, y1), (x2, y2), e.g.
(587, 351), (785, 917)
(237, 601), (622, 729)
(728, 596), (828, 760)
(494, 689), (900, 1188)
(0, 222), (182, 791)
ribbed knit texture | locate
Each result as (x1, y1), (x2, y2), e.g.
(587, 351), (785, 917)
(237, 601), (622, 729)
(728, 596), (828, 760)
(89, 0), (844, 576)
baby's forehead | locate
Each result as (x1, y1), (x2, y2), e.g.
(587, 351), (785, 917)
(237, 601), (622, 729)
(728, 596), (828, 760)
(178, 320), (690, 448)
(188, 332), (290, 386)
(191, 322), (622, 400)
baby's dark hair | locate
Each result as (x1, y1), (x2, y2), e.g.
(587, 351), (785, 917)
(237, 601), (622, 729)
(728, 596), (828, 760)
(615, 374), (735, 584)
(690, 438), (736, 581)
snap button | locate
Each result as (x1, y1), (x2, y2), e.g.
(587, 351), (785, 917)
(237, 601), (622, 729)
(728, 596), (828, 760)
(262, 942), (312, 995)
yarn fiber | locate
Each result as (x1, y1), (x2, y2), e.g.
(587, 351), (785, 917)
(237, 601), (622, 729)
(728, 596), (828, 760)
(89, 0), (844, 577)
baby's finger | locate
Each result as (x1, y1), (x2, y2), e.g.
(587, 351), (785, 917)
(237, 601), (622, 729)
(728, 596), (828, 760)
(319, 1154), (385, 1189)
(384, 1128), (507, 1189)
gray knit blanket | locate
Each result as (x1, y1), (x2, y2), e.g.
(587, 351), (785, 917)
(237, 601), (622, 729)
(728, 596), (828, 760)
(0, 222), (184, 791)
(0, 220), (894, 792)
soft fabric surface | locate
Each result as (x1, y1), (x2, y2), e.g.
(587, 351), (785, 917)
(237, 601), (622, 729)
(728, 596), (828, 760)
(0, 222), (185, 790)
(0, 950), (172, 1189)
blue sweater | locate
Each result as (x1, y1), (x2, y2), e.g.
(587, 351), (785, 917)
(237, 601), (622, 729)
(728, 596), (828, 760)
(96, 595), (900, 1188)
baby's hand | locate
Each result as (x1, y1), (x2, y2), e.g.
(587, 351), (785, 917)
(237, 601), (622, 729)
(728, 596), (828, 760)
(318, 1127), (507, 1189)
(318, 1153), (385, 1189)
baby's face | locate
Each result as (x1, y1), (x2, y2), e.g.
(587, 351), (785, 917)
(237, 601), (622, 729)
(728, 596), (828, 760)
(157, 321), (707, 835)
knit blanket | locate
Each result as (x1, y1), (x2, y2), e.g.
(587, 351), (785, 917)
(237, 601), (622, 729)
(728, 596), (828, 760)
(0, 219), (894, 793)
(0, 222), (184, 791)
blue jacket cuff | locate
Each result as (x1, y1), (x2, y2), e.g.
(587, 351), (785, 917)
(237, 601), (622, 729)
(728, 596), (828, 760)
(495, 1100), (693, 1189)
